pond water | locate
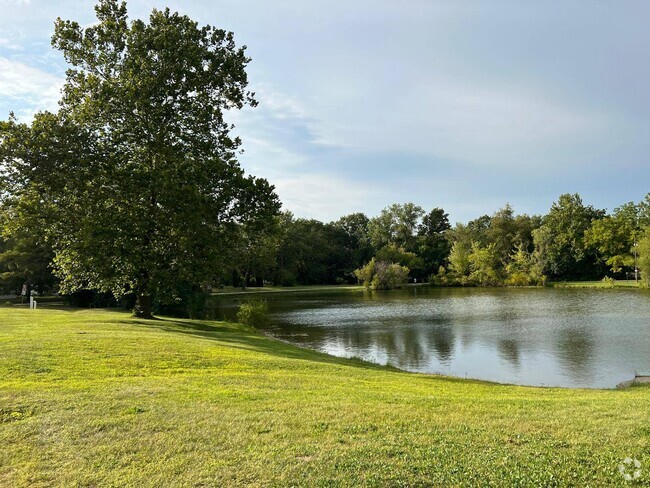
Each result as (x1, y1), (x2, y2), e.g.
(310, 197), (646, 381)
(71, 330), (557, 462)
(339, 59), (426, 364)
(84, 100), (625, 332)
(211, 287), (650, 389)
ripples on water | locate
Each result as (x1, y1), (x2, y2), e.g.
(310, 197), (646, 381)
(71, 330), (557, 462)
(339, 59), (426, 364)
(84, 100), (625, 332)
(213, 287), (650, 388)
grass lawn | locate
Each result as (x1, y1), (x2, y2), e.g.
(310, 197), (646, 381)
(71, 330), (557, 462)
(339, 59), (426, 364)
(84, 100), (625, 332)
(0, 309), (648, 486)
(549, 280), (642, 289)
(212, 284), (366, 296)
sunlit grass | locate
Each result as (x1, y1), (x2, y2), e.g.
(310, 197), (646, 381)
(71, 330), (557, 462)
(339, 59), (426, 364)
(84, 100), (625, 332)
(0, 308), (647, 486)
(550, 280), (642, 288)
(212, 284), (365, 295)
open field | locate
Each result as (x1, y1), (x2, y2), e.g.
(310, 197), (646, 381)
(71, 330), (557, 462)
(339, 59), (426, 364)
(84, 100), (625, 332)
(0, 308), (648, 486)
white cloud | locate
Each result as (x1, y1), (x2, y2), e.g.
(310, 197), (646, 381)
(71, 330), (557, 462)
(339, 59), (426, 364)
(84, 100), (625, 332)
(228, 83), (323, 173)
(254, 85), (306, 120)
(273, 172), (382, 221)
(0, 26), (26, 50)
(0, 38), (22, 50)
(303, 75), (611, 170)
(0, 56), (63, 119)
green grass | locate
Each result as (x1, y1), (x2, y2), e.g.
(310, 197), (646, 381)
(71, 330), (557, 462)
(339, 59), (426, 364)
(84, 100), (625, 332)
(549, 280), (642, 289)
(0, 309), (648, 486)
(212, 284), (365, 296)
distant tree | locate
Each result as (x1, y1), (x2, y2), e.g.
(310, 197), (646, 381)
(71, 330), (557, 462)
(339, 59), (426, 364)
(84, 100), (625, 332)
(446, 205), (542, 285)
(0, 227), (57, 295)
(274, 218), (347, 285)
(335, 213), (371, 244)
(449, 215), (491, 251)
(331, 213), (374, 280)
(584, 213), (635, 275)
(419, 208), (451, 236)
(447, 241), (471, 284)
(485, 204), (518, 264)
(271, 212), (298, 286)
(638, 193), (650, 227)
(367, 210), (394, 250)
(232, 215), (281, 289)
(512, 214), (543, 252)
(417, 208), (451, 277)
(0, 1), (280, 317)
(481, 205), (543, 269)
(375, 243), (421, 269)
(534, 193), (605, 280)
(0, 202), (57, 294)
(368, 203), (424, 251)
(638, 227), (650, 287)
(468, 243), (500, 286)
(505, 244), (545, 286)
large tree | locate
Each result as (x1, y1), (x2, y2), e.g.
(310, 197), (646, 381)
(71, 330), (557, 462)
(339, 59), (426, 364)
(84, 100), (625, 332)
(330, 213), (374, 282)
(417, 207), (451, 277)
(534, 193), (605, 279)
(0, 220), (57, 296)
(0, 1), (279, 317)
(584, 208), (635, 275)
(274, 218), (343, 285)
(367, 203), (424, 251)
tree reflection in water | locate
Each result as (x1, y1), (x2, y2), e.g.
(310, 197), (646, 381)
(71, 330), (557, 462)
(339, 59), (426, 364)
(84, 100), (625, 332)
(212, 287), (650, 388)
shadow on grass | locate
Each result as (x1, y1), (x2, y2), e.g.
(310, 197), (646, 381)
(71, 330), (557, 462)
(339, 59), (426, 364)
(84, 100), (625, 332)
(3, 304), (125, 313)
(119, 316), (399, 373)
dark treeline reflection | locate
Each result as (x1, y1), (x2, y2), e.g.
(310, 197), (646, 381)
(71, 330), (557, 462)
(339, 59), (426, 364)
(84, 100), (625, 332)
(212, 287), (650, 388)
(497, 339), (521, 369)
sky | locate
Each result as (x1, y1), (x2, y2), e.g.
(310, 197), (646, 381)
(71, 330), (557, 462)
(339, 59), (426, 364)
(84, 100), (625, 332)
(1, 0), (649, 224)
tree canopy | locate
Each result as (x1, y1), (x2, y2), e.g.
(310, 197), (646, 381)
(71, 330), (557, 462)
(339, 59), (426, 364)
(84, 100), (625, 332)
(0, 1), (280, 317)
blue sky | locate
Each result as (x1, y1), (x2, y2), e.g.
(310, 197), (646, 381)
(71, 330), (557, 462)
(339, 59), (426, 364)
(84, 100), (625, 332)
(1, 1), (649, 224)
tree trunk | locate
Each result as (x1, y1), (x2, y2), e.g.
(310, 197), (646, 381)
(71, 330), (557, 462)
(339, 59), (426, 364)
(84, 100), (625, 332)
(245, 268), (252, 289)
(134, 293), (153, 319)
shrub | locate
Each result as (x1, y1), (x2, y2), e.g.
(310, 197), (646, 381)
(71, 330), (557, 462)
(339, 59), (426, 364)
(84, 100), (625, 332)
(354, 258), (376, 288)
(431, 266), (448, 286)
(236, 300), (270, 327)
(354, 259), (409, 290)
(601, 276), (615, 288)
(371, 261), (409, 290)
(505, 272), (531, 287)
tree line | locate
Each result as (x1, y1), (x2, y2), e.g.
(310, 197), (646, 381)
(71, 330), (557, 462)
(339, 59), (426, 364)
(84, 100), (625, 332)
(218, 194), (650, 290)
(3, 188), (649, 304)
(1, 1), (649, 319)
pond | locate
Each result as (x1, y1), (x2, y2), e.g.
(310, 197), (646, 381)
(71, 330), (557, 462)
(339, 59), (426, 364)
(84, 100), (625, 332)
(211, 287), (650, 389)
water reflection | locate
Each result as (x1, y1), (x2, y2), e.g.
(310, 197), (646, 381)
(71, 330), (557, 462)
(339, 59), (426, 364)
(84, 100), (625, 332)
(429, 324), (455, 364)
(211, 287), (650, 388)
(497, 339), (520, 369)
